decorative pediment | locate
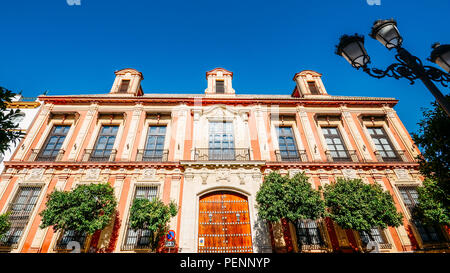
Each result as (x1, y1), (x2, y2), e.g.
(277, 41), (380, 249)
(202, 104), (241, 121)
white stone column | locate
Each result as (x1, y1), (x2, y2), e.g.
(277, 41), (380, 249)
(341, 109), (373, 161)
(254, 106), (270, 160)
(120, 105), (143, 161)
(14, 104), (53, 161)
(296, 106), (321, 161)
(68, 104), (98, 161)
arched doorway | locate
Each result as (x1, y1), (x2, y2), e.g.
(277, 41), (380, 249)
(198, 191), (253, 253)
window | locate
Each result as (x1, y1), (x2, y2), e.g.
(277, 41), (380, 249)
(90, 126), (119, 161)
(295, 219), (325, 250)
(123, 186), (159, 250)
(215, 80), (225, 94)
(398, 186), (446, 244)
(37, 125), (70, 161)
(0, 186), (42, 248)
(367, 127), (400, 161)
(322, 127), (350, 161)
(55, 230), (87, 251)
(307, 81), (319, 95)
(359, 227), (389, 248)
(142, 126), (167, 161)
(119, 80), (130, 93)
(208, 121), (234, 160)
(276, 127), (300, 161)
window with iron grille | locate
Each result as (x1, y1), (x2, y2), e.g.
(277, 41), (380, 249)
(321, 127), (350, 161)
(367, 127), (399, 161)
(215, 80), (225, 94)
(90, 125), (119, 161)
(119, 80), (130, 93)
(276, 126), (300, 161)
(0, 186), (42, 248)
(143, 126), (166, 161)
(295, 219), (325, 249)
(37, 125), (70, 161)
(208, 121), (234, 160)
(123, 185), (159, 250)
(307, 81), (320, 95)
(55, 230), (87, 251)
(359, 227), (389, 247)
(398, 186), (446, 244)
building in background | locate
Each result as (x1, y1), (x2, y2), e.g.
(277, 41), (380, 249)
(0, 95), (41, 173)
(0, 68), (448, 253)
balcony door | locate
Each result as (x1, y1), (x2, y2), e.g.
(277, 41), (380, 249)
(276, 126), (299, 161)
(208, 121), (234, 160)
(91, 126), (118, 161)
(367, 127), (399, 161)
(322, 127), (350, 161)
(38, 125), (70, 161)
(143, 126), (167, 161)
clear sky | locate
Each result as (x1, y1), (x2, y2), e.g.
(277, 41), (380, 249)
(1, 0), (449, 134)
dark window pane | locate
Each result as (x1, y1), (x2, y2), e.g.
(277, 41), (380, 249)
(119, 80), (130, 93)
(216, 81), (225, 94)
(308, 81), (320, 95)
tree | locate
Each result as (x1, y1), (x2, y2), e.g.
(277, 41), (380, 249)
(256, 172), (325, 223)
(0, 87), (24, 155)
(129, 198), (178, 252)
(40, 183), (117, 235)
(411, 95), (450, 225)
(412, 178), (449, 226)
(0, 212), (11, 240)
(323, 178), (403, 240)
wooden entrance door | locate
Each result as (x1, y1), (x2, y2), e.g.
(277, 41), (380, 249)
(198, 191), (253, 253)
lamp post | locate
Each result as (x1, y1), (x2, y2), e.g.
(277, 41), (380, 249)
(336, 19), (450, 117)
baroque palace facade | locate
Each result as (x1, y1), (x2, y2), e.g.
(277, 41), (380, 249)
(0, 68), (448, 253)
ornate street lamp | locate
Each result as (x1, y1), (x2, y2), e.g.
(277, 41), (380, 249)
(336, 34), (370, 68)
(369, 19), (403, 49)
(430, 43), (450, 73)
(336, 19), (450, 117)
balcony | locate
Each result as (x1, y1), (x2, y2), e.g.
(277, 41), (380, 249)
(194, 148), (250, 161)
(29, 149), (65, 162)
(325, 149), (360, 163)
(136, 149), (168, 162)
(274, 149), (308, 162)
(83, 149), (117, 162)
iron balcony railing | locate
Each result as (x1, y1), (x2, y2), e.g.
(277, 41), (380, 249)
(136, 149), (168, 162)
(54, 230), (87, 252)
(274, 149), (308, 162)
(194, 148), (250, 161)
(30, 149), (65, 162)
(83, 149), (117, 162)
(122, 221), (153, 251)
(325, 149), (360, 163)
(0, 203), (35, 248)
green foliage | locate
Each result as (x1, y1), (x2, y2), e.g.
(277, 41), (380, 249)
(40, 183), (117, 235)
(0, 212), (11, 240)
(256, 172), (325, 223)
(412, 178), (449, 226)
(411, 95), (450, 225)
(129, 198), (178, 251)
(0, 87), (25, 155)
(323, 178), (403, 234)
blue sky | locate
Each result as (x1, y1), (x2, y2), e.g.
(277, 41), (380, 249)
(0, 0), (449, 133)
